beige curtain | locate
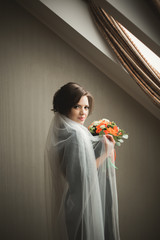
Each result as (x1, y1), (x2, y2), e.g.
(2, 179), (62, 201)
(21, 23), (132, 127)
(87, 0), (160, 108)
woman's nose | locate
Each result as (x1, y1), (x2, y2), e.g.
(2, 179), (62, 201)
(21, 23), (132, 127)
(80, 107), (85, 114)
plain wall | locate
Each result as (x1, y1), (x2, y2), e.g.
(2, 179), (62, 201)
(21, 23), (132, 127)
(0, 1), (160, 240)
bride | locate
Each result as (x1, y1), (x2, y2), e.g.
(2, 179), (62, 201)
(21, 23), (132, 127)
(44, 82), (120, 240)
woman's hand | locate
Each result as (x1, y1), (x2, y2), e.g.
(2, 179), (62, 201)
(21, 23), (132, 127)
(106, 134), (115, 145)
(104, 134), (115, 153)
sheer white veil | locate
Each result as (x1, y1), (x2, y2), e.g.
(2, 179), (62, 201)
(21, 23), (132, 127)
(44, 113), (120, 240)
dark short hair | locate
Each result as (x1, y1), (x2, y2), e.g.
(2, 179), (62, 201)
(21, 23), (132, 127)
(52, 82), (93, 116)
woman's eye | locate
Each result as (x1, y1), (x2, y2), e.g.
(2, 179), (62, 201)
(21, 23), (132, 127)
(73, 105), (79, 109)
(73, 105), (89, 110)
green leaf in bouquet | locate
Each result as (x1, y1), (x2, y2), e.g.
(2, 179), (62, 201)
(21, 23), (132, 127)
(99, 131), (105, 136)
(118, 139), (124, 143)
(118, 129), (124, 134)
(113, 135), (117, 141)
(122, 134), (128, 139)
(115, 136), (122, 141)
(100, 125), (106, 129)
(90, 129), (95, 134)
(107, 124), (114, 128)
(115, 142), (121, 147)
(111, 121), (116, 126)
(93, 121), (100, 126)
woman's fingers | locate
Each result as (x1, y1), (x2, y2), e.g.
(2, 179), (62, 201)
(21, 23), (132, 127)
(106, 134), (115, 145)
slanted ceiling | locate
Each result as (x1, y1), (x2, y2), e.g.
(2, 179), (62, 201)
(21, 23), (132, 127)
(16, 0), (160, 120)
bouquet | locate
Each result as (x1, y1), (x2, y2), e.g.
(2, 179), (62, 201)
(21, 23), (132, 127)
(88, 118), (128, 146)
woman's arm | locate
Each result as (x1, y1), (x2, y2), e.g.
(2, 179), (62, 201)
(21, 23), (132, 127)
(96, 152), (107, 168)
(96, 135), (115, 168)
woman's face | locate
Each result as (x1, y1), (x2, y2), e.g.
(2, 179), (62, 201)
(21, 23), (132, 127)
(68, 96), (89, 125)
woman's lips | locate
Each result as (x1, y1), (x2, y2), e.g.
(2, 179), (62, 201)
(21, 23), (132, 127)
(79, 117), (85, 121)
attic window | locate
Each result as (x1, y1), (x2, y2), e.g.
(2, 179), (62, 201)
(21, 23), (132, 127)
(120, 25), (160, 78)
(89, 1), (160, 107)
